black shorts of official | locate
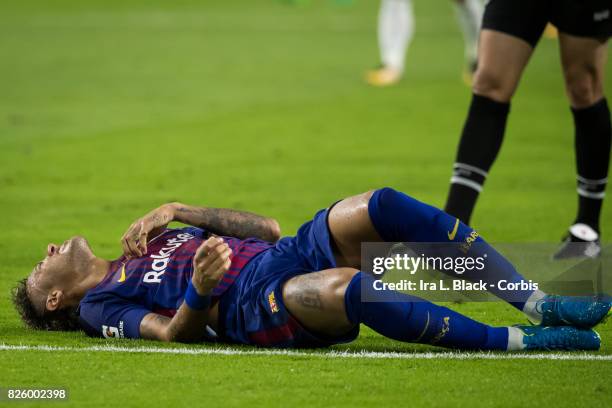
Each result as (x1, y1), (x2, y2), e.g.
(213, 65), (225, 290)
(483, 0), (612, 48)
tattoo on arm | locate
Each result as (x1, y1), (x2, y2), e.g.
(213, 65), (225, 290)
(175, 206), (280, 242)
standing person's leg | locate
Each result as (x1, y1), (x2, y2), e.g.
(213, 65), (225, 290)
(444, 0), (548, 225)
(366, 0), (414, 86)
(553, 33), (610, 258)
(452, 0), (484, 81)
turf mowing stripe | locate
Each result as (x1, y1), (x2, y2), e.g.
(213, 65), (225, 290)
(1, 343), (611, 361)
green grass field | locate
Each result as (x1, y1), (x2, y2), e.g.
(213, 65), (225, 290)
(1, 0), (611, 406)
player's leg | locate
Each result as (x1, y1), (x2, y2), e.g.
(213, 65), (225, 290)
(281, 268), (356, 337)
(378, 0), (413, 72)
(452, 0), (483, 83)
(329, 189), (546, 316)
(366, 0), (414, 86)
(282, 268), (601, 350)
(327, 190), (381, 268)
(553, 33), (611, 258)
(444, 30), (533, 224)
(444, 0), (548, 225)
(328, 188), (611, 326)
(329, 189), (542, 311)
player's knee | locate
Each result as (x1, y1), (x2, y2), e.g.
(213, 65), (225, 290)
(368, 187), (395, 204)
(362, 189), (376, 205)
(366, 187), (393, 219)
(472, 69), (514, 102)
(266, 218), (282, 242)
(564, 65), (603, 108)
(319, 268), (360, 310)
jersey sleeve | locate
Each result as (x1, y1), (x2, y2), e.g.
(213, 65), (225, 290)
(78, 298), (151, 339)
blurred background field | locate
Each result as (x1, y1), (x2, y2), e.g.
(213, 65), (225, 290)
(0, 1), (610, 406)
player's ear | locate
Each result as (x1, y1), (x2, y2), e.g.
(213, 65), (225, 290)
(46, 290), (64, 312)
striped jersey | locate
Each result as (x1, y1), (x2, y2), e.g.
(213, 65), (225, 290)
(78, 227), (273, 339)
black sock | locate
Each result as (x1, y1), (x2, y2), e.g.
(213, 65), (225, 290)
(445, 94), (510, 225)
(572, 98), (611, 233)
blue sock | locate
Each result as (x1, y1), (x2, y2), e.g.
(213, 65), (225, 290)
(368, 187), (535, 310)
(344, 272), (509, 350)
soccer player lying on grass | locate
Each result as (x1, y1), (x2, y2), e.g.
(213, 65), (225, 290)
(14, 188), (610, 351)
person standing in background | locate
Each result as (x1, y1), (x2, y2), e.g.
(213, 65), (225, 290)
(443, 0), (611, 259)
(366, 0), (484, 86)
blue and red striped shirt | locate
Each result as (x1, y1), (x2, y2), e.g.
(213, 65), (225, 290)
(78, 227), (273, 339)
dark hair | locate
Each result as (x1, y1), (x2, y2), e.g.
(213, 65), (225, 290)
(12, 278), (81, 331)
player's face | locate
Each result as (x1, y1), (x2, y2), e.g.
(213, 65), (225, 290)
(27, 236), (94, 311)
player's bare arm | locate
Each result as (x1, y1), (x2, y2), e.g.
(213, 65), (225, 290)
(121, 202), (281, 258)
(139, 236), (230, 342)
(173, 203), (281, 242)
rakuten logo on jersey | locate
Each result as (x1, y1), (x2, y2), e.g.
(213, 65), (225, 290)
(143, 233), (195, 284)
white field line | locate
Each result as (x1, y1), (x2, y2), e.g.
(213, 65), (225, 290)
(0, 343), (611, 361)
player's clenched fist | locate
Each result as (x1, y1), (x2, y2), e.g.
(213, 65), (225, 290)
(191, 237), (232, 295)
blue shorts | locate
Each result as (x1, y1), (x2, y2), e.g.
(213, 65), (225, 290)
(217, 207), (360, 348)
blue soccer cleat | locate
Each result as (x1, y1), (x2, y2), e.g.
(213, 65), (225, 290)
(536, 295), (611, 328)
(517, 325), (601, 351)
